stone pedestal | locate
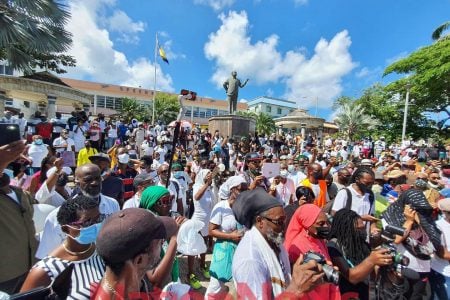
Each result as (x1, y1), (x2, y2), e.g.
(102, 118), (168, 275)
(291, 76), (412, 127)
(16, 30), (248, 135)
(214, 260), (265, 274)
(208, 115), (256, 139)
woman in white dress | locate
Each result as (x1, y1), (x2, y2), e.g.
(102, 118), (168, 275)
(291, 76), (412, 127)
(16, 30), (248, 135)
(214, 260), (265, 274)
(73, 119), (87, 152)
(187, 169), (213, 289)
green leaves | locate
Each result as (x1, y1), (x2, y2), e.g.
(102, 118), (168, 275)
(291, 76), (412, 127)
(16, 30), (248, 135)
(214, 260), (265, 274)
(0, 0), (74, 73)
(236, 111), (275, 135)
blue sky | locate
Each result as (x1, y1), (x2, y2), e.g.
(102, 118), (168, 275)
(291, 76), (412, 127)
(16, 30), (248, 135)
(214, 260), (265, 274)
(63, 0), (450, 120)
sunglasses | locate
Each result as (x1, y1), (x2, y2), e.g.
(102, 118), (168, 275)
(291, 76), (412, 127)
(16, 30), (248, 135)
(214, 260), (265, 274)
(156, 196), (173, 206)
(69, 213), (106, 228)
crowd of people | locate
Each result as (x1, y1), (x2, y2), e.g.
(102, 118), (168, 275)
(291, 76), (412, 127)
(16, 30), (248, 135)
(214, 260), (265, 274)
(0, 110), (450, 299)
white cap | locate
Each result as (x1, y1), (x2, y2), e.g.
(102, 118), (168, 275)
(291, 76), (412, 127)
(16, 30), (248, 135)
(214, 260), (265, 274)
(118, 153), (130, 164)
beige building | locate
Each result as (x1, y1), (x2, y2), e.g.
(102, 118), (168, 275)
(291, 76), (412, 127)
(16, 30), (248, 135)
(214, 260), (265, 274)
(61, 78), (248, 126)
(0, 72), (248, 126)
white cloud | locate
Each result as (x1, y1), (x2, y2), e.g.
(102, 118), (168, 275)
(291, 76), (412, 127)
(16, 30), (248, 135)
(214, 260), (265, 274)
(194, 0), (235, 11)
(106, 10), (145, 44)
(65, 0), (173, 92)
(355, 66), (382, 79)
(204, 11), (356, 109)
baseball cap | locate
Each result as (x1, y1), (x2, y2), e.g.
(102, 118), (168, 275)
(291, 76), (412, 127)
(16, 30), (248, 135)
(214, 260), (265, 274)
(89, 152), (111, 163)
(133, 173), (154, 188)
(360, 159), (372, 166)
(118, 153), (130, 164)
(96, 208), (177, 264)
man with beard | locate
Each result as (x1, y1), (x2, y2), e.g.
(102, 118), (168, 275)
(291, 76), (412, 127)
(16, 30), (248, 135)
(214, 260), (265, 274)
(35, 163), (119, 259)
(232, 188), (325, 298)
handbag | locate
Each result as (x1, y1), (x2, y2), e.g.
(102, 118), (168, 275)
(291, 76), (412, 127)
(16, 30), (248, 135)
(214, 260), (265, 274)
(209, 239), (237, 282)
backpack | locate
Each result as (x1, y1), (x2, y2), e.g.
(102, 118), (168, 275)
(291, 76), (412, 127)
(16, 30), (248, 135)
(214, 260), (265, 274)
(322, 187), (375, 214)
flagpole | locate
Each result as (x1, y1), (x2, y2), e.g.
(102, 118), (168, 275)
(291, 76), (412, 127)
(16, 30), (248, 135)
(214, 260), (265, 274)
(152, 33), (158, 125)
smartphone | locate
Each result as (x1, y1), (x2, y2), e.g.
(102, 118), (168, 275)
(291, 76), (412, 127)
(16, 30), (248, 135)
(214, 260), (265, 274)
(0, 124), (21, 146)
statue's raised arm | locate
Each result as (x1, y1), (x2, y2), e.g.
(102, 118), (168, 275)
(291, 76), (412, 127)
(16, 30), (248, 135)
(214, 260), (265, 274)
(224, 71), (249, 114)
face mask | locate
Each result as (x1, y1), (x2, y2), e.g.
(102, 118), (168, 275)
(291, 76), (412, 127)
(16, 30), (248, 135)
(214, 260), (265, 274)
(280, 170), (289, 178)
(69, 222), (103, 245)
(266, 227), (284, 247)
(34, 139), (43, 145)
(357, 182), (371, 194)
(357, 229), (367, 241)
(415, 179), (428, 189)
(287, 165), (295, 173)
(315, 226), (330, 239)
(313, 172), (322, 180)
(173, 171), (184, 179)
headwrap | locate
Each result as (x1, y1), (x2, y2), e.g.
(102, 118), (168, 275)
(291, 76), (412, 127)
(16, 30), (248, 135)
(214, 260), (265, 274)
(232, 188), (282, 229)
(140, 186), (170, 211)
(284, 204), (329, 263)
(218, 176), (246, 200)
(382, 189), (441, 257)
(194, 169), (210, 188)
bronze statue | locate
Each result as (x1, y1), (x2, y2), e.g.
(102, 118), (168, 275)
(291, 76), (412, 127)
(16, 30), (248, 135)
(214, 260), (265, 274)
(223, 71), (249, 114)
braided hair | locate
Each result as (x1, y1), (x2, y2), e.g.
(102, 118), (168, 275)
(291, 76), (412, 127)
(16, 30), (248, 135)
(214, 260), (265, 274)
(351, 166), (375, 184)
(328, 209), (370, 265)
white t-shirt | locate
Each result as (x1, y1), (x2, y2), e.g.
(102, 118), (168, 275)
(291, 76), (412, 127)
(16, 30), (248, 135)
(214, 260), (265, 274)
(332, 185), (374, 216)
(431, 218), (450, 276)
(209, 200), (238, 233)
(52, 137), (75, 154)
(35, 183), (72, 207)
(396, 243), (430, 273)
(28, 144), (49, 168)
(123, 194), (140, 209)
(35, 194), (119, 259)
(270, 178), (295, 206)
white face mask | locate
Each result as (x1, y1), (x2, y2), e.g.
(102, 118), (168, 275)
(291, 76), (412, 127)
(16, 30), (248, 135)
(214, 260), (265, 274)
(280, 170), (289, 178)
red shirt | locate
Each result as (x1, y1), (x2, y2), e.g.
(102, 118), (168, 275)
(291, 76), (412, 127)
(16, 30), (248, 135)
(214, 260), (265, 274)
(36, 122), (53, 139)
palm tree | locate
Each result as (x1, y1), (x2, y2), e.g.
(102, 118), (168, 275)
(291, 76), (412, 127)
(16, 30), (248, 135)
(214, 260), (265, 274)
(119, 98), (143, 122)
(237, 111), (275, 135)
(334, 102), (378, 141)
(432, 21), (450, 41)
(0, 0), (74, 73)
(150, 93), (180, 124)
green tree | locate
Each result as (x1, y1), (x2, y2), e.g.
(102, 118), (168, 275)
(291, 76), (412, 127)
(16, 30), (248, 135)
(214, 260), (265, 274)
(334, 101), (378, 142)
(383, 37), (450, 135)
(0, 0), (75, 73)
(237, 111), (275, 135)
(432, 21), (450, 41)
(119, 98), (144, 122)
(151, 93), (180, 124)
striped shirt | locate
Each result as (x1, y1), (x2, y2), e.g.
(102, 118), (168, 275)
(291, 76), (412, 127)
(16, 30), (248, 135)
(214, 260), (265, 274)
(35, 252), (105, 299)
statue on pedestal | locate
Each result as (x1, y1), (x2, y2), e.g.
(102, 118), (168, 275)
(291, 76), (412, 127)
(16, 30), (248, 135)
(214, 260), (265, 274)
(223, 71), (249, 114)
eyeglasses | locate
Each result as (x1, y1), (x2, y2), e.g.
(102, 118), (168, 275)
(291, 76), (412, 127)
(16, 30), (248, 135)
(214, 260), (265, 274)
(69, 213), (106, 227)
(260, 215), (286, 226)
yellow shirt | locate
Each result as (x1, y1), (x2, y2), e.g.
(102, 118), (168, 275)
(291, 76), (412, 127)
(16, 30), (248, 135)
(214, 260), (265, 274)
(77, 147), (98, 167)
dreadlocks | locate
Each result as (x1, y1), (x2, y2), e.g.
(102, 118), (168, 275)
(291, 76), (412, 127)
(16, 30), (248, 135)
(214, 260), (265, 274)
(351, 166), (375, 184)
(328, 209), (371, 266)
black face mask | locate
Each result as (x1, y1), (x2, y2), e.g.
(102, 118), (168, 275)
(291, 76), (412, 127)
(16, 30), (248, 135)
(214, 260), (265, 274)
(356, 182), (371, 194)
(315, 226), (330, 239)
(357, 229), (367, 241)
(313, 172), (322, 180)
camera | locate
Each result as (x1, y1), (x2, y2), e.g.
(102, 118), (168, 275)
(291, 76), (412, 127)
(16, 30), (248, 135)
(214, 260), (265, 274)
(374, 224), (410, 268)
(303, 251), (339, 285)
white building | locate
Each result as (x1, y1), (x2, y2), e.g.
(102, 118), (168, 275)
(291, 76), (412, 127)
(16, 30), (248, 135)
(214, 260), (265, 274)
(247, 96), (297, 118)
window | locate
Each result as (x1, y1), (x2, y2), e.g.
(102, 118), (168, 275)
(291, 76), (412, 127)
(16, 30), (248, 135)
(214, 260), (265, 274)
(96, 95), (105, 108)
(184, 110), (192, 117)
(114, 98), (123, 110)
(266, 105), (272, 113)
(105, 96), (115, 109)
(206, 109), (218, 118)
(0, 64), (13, 75)
(277, 107), (282, 114)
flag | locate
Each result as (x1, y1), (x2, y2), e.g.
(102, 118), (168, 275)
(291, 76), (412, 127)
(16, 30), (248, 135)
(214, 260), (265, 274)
(158, 43), (169, 64)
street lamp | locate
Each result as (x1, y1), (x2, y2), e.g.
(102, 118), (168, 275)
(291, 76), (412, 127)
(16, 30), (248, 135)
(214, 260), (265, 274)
(401, 83), (411, 148)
